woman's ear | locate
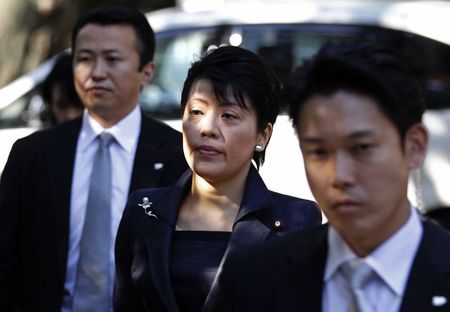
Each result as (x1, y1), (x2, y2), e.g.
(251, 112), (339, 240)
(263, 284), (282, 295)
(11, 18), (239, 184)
(256, 123), (273, 151)
(404, 123), (428, 169)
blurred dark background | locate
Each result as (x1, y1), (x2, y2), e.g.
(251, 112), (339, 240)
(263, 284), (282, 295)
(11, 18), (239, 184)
(0, 0), (174, 88)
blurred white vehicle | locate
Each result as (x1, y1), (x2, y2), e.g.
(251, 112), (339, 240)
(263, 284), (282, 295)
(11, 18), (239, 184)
(1, 0), (450, 214)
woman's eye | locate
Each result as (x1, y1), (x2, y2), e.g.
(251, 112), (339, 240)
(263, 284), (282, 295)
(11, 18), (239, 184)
(190, 109), (203, 116)
(222, 112), (237, 119)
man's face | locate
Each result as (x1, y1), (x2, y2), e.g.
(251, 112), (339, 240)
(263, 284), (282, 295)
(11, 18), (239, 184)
(73, 24), (154, 127)
(297, 90), (426, 255)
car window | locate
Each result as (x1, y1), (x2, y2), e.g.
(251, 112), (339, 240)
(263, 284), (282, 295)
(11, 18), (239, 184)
(140, 27), (220, 119)
(141, 23), (450, 117)
(0, 90), (43, 128)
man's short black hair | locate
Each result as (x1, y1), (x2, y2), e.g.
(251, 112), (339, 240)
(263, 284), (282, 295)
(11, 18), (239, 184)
(288, 40), (425, 142)
(181, 45), (282, 168)
(71, 6), (155, 69)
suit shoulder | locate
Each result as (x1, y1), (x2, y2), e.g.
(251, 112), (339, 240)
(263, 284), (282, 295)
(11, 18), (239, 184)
(422, 220), (450, 260)
(267, 191), (322, 230)
(142, 113), (181, 137)
(11, 118), (80, 150)
(270, 191), (316, 207)
(231, 225), (326, 268)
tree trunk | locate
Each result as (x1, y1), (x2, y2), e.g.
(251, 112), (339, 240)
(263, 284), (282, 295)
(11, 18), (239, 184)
(0, 0), (174, 88)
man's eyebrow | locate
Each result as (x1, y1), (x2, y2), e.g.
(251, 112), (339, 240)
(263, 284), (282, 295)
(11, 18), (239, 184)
(102, 49), (121, 54)
(299, 136), (323, 144)
(299, 130), (376, 143)
(347, 130), (376, 139)
(74, 49), (93, 54)
(75, 48), (121, 54)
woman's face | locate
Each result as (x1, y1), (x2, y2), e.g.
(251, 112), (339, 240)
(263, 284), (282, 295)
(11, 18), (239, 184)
(182, 79), (270, 184)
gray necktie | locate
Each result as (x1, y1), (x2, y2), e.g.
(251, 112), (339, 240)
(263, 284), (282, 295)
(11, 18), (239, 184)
(340, 259), (375, 312)
(73, 132), (114, 312)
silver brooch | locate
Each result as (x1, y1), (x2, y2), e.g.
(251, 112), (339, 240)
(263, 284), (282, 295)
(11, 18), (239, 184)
(138, 197), (158, 219)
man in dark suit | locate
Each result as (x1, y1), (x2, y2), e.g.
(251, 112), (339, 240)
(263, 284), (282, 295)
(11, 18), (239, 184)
(0, 7), (187, 312)
(210, 41), (450, 311)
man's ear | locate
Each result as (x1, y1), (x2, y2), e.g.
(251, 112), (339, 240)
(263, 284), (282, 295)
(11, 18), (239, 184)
(139, 61), (155, 91)
(404, 123), (428, 169)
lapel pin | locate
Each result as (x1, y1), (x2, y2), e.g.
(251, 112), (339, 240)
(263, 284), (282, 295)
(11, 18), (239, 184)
(273, 220), (284, 231)
(154, 163), (164, 170)
(432, 296), (447, 307)
(138, 197), (158, 219)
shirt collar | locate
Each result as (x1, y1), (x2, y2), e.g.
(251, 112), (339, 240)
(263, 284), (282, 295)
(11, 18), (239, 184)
(325, 205), (423, 295)
(78, 105), (141, 153)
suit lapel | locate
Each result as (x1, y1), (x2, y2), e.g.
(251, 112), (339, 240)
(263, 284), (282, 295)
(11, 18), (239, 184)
(129, 113), (173, 192)
(231, 166), (274, 245)
(204, 167), (274, 309)
(47, 118), (81, 285)
(143, 171), (192, 312)
(275, 226), (328, 311)
(143, 220), (179, 312)
(400, 221), (450, 311)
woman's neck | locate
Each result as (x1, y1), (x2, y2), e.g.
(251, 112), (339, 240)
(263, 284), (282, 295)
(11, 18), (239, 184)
(176, 168), (249, 231)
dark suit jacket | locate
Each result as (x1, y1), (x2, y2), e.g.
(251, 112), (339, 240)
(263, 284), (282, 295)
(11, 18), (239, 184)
(0, 112), (188, 312)
(114, 166), (322, 312)
(211, 220), (450, 312)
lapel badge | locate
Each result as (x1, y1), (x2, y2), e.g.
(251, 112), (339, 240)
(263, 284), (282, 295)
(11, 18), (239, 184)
(273, 220), (284, 231)
(154, 163), (164, 170)
(432, 296), (447, 307)
(138, 197), (158, 219)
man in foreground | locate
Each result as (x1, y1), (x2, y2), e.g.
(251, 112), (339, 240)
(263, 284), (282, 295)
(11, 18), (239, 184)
(210, 41), (450, 311)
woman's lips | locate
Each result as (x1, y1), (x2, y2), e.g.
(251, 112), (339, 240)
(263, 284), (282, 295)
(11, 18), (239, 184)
(197, 145), (221, 157)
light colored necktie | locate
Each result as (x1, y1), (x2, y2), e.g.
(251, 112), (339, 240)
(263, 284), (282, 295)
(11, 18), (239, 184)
(73, 132), (114, 312)
(340, 259), (375, 312)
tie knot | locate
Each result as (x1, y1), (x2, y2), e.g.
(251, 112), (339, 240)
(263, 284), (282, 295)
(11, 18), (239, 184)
(98, 132), (114, 148)
(340, 259), (374, 289)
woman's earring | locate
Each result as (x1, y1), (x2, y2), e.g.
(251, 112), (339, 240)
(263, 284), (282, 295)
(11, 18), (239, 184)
(255, 145), (263, 152)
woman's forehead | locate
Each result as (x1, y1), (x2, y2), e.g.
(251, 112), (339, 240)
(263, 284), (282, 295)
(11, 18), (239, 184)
(189, 78), (253, 109)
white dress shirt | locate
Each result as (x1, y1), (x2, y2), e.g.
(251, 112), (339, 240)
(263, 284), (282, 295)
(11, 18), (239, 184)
(322, 206), (423, 312)
(62, 106), (141, 311)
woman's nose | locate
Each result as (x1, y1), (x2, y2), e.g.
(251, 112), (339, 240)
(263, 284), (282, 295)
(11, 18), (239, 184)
(200, 113), (218, 138)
